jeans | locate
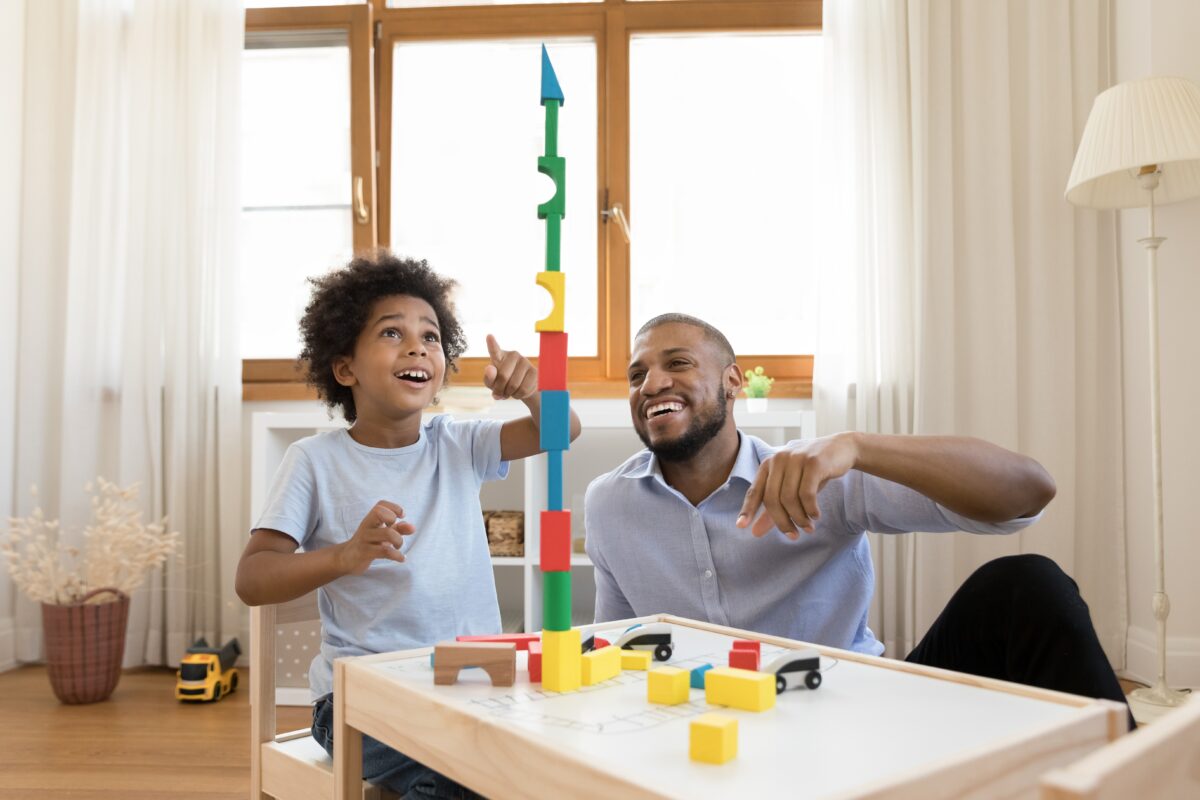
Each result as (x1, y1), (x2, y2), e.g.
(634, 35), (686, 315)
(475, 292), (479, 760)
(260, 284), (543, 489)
(312, 693), (485, 799)
(904, 554), (1135, 731)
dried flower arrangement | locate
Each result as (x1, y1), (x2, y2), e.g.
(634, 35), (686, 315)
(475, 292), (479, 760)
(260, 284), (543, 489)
(2, 479), (181, 605)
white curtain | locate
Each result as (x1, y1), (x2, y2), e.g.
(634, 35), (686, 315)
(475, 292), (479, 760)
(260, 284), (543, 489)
(2, 0), (244, 669)
(817, 0), (1127, 666)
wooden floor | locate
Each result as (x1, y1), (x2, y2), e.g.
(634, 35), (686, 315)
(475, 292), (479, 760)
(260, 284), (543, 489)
(0, 666), (309, 800)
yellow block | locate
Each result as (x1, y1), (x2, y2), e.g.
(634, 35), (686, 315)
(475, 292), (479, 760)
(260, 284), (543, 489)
(647, 666), (690, 705)
(542, 629), (581, 693)
(621, 650), (653, 671)
(534, 271), (565, 332)
(704, 666), (776, 712)
(690, 713), (738, 764)
(581, 645), (621, 685)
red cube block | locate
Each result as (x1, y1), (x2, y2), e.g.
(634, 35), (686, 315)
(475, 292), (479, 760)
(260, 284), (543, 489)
(732, 639), (761, 655)
(538, 332), (568, 391)
(540, 510), (571, 572)
(728, 648), (760, 671)
(528, 640), (542, 683)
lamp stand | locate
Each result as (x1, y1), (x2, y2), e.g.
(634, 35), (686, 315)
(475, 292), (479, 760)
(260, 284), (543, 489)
(1128, 169), (1189, 708)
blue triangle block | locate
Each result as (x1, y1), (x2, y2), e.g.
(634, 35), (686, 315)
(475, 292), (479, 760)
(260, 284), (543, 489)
(541, 44), (564, 106)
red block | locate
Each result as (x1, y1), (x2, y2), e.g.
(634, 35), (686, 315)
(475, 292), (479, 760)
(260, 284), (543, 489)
(594, 637), (610, 649)
(728, 649), (760, 671)
(732, 639), (761, 655)
(540, 510), (571, 572)
(456, 632), (541, 651)
(528, 640), (542, 683)
(538, 332), (568, 390)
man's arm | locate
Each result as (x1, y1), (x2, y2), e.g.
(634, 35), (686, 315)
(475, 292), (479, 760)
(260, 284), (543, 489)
(737, 432), (1056, 538)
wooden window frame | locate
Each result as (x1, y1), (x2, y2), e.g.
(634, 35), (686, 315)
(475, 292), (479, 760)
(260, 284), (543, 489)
(243, 0), (818, 402)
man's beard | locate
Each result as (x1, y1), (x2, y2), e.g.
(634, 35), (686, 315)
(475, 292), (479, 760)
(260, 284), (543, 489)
(637, 386), (728, 463)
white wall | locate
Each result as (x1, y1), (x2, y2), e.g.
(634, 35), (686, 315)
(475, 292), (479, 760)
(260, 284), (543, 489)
(0, 0), (26, 671)
(1113, 0), (1200, 687)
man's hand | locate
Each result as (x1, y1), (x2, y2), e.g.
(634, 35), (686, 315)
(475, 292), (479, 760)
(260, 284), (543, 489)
(736, 433), (860, 539)
(337, 500), (415, 575)
(483, 334), (538, 401)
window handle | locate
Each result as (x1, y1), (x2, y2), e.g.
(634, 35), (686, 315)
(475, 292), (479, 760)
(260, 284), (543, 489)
(354, 176), (370, 224)
(602, 202), (631, 244)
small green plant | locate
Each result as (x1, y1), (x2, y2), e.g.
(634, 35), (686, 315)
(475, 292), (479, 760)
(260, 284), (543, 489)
(742, 366), (775, 399)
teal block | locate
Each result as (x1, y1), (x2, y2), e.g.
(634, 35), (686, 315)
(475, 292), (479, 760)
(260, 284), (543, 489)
(540, 44), (564, 106)
(540, 390), (570, 452)
(544, 100), (559, 158)
(537, 156), (566, 220)
(690, 663), (714, 689)
(545, 213), (561, 271)
(547, 449), (563, 511)
(543, 570), (572, 631)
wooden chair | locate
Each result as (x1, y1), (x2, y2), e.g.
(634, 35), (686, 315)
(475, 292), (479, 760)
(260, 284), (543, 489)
(1040, 698), (1200, 799)
(250, 593), (393, 800)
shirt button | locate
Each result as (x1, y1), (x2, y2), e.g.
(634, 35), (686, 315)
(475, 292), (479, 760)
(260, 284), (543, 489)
(703, 569), (713, 579)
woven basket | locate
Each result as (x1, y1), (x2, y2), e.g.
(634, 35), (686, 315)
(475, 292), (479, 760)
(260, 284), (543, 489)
(41, 587), (130, 704)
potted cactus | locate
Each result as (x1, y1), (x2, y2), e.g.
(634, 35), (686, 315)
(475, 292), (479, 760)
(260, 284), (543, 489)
(743, 366), (774, 412)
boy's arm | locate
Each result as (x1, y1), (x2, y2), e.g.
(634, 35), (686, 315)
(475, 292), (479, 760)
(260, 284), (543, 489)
(235, 501), (414, 606)
(484, 334), (581, 461)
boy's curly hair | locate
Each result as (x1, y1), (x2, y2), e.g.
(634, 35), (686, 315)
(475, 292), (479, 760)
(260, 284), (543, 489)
(298, 252), (466, 423)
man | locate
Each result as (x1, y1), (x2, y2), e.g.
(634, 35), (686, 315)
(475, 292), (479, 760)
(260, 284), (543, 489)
(584, 313), (1131, 724)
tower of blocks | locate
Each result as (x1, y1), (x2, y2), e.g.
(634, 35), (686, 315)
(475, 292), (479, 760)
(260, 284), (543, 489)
(536, 45), (580, 693)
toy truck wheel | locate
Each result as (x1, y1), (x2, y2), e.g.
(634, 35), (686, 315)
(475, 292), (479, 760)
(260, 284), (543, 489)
(654, 643), (673, 662)
(776, 676), (786, 694)
(805, 670), (822, 690)
(230, 672), (238, 693)
(212, 683), (221, 702)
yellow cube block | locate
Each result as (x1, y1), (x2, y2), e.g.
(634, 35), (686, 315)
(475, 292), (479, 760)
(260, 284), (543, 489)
(581, 645), (621, 685)
(621, 650), (653, 671)
(704, 666), (776, 712)
(690, 713), (738, 764)
(542, 629), (581, 693)
(647, 666), (690, 705)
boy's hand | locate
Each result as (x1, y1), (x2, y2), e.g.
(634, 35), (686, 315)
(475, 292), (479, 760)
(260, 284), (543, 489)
(337, 500), (415, 575)
(483, 334), (538, 401)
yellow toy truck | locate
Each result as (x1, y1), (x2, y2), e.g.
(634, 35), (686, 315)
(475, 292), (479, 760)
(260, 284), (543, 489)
(176, 637), (240, 702)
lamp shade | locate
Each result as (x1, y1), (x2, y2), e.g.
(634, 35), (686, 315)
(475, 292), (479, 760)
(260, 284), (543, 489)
(1066, 76), (1200, 209)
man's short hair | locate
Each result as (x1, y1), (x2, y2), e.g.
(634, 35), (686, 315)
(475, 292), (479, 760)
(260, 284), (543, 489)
(635, 313), (735, 366)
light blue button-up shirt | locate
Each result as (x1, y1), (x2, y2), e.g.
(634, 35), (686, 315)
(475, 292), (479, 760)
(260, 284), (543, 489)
(584, 432), (1039, 655)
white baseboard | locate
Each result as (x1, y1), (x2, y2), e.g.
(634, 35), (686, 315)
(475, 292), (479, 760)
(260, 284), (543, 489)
(1124, 625), (1200, 688)
(0, 618), (14, 673)
(276, 686), (311, 707)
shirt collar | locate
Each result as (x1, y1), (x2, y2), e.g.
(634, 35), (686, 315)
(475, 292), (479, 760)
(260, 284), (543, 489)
(624, 431), (762, 490)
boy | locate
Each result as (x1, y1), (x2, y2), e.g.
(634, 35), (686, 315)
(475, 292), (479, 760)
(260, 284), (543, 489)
(236, 252), (580, 798)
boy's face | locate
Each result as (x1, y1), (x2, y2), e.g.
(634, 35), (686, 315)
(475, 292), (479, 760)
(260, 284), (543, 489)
(333, 294), (447, 420)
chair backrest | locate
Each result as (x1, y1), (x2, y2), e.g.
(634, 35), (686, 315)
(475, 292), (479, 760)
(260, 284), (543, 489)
(250, 591), (321, 799)
(1040, 699), (1200, 799)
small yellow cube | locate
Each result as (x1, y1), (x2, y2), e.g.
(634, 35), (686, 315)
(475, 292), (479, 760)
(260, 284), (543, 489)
(690, 713), (738, 764)
(621, 650), (653, 671)
(541, 629), (581, 693)
(647, 666), (690, 705)
(581, 645), (621, 685)
(704, 666), (776, 712)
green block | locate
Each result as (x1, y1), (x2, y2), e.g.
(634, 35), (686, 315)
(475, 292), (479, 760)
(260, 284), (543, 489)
(544, 100), (559, 158)
(542, 570), (572, 631)
(545, 213), (561, 271)
(537, 156), (566, 220)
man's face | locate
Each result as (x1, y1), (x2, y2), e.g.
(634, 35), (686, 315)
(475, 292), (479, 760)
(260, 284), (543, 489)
(627, 322), (735, 462)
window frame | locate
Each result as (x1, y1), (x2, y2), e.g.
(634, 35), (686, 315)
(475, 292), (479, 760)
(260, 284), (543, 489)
(242, 0), (819, 401)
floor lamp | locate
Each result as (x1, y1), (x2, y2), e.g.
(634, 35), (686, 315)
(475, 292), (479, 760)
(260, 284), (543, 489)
(1066, 76), (1200, 707)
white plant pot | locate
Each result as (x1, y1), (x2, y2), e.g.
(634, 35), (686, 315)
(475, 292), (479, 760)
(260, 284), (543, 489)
(746, 397), (768, 413)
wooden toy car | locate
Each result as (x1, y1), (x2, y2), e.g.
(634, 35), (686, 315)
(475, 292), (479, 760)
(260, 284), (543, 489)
(763, 648), (822, 693)
(176, 637), (240, 702)
(614, 623), (673, 662)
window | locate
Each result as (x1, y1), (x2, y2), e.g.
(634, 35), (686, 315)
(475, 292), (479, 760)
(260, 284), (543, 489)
(242, 0), (818, 399)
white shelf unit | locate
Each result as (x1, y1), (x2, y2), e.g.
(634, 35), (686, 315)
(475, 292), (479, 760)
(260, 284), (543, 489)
(250, 400), (814, 634)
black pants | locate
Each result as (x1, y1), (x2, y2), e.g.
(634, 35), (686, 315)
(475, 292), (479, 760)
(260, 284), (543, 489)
(904, 554), (1134, 730)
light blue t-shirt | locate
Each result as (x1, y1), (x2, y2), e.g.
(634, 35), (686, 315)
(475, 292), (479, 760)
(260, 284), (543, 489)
(254, 415), (509, 699)
(585, 432), (1039, 656)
